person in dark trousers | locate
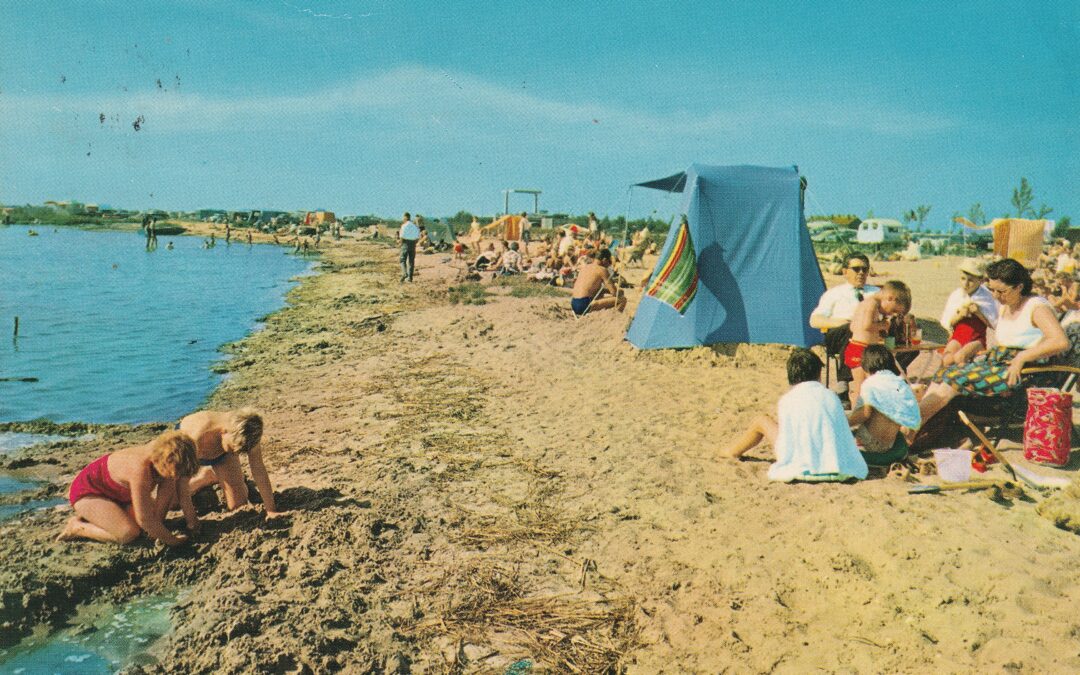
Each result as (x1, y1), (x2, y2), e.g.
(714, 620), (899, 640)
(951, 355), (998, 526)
(809, 253), (878, 397)
(398, 212), (420, 282)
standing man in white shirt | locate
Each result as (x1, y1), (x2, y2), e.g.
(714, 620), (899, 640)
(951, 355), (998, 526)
(809, 253), (879, 392)
(398, 212), (421, 282)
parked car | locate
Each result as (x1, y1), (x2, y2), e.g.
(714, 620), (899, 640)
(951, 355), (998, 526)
(811, 228), (857, 243)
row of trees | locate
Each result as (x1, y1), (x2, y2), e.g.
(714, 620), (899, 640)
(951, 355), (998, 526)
(899, 177), (1070, 238)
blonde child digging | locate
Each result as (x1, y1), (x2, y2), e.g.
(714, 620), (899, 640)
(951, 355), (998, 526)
(179, 408), (282, 518)
(59, 431), (199, 546)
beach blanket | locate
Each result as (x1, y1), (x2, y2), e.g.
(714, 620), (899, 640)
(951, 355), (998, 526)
(768, 381), (868, 482)
(856, 371), (921, 429)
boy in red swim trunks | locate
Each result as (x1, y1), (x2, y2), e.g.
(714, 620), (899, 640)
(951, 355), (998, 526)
(940, 258), (998, 366)
(846, 280), (912, 408)
(58, 430), (199, 546)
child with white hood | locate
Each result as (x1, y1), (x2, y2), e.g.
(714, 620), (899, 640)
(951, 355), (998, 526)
(847, 345), (921, 466)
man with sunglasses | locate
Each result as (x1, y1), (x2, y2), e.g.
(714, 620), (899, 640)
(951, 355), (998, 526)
(810, 254), (879, 397)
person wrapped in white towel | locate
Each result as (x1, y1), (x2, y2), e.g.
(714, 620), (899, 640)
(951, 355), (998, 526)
(720, 349), (868, 482)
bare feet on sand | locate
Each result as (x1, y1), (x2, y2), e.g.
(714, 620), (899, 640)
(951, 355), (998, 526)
(56, 516), (82, 542)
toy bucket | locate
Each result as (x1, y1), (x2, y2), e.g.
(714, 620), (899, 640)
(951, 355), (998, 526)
(1024, 388), (1073, 467)
(934, 448), (973, 483)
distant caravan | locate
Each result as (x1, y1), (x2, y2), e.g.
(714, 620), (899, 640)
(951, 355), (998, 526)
(856, 218), (905, 245)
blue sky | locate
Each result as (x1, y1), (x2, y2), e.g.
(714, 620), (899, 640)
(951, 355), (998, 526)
(0, 1), (1076, 226)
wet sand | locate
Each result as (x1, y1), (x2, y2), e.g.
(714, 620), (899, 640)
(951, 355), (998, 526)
(2, 237), (1080, 672)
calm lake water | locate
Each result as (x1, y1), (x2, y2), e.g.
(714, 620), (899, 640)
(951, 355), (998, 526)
(0, 225), (312, 424)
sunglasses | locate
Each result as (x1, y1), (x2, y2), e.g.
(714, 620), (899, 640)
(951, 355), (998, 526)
(847, 265), (869, 273)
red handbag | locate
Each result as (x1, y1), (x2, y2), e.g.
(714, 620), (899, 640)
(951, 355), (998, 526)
(1023, 388), (1073, 466)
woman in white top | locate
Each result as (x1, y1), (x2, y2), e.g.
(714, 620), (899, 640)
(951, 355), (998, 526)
(916, 258), (1069, 428)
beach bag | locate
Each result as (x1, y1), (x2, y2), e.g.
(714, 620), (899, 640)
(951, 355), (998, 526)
(1023, 388), (1073, 466)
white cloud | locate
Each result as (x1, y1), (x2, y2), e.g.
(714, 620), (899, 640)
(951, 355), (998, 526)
(0, 65), (958, 140)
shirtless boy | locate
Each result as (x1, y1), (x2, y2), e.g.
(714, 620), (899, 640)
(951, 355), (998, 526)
(179, 408), (282, 517)
(846, 279), (911, 407)
(571, 248), (625, 316)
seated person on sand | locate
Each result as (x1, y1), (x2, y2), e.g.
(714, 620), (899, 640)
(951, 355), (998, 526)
(473, 243), (499, 270)
(847, 345), (921, 467)
(1049, 272), (1080, 326)
(914, 258), (1069, 439)
(495, 242), (524, 276)
(846, 280), (912, 408)
(557, 229), (575, 259)
(720, 349), (868, 482)
(417, 227), (432, 253)
(59, 430), (199, 546)
(527, 259), (556, 283)
(940, 259), (998, 366)
(179, 408), (282, 517)
(571, 248), (625, 315)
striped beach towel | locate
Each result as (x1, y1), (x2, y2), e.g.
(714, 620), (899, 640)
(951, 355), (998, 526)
(645, 221), (698, 314)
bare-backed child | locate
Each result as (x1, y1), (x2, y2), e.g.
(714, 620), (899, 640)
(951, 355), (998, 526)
(940, 259), (998, 366)
(847, 345), (921, 467)
(58, 430), (199, 545)
(179, 408), (282, 517)
(846, 279), (912, 407)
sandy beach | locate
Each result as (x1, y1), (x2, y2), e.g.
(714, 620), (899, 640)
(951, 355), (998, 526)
(3, 235), (1080, 673)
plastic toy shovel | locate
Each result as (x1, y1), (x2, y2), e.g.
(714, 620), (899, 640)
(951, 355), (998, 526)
(956, 410), (1017, 481)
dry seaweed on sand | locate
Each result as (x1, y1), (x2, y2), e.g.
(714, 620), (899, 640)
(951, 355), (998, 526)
(1036, 477), (1080, 534)
(412, 564), (640, 673)
(454, 478), (586, 548)
(364, 354), (487, 425)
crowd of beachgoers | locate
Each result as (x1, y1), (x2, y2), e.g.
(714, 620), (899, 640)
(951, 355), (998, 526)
(52, 215), (1080, 549)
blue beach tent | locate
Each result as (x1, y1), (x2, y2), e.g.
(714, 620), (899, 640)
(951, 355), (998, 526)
(625, 164), (826, 349)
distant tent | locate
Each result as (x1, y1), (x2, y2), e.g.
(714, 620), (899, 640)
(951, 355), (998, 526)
(625, 164), (825, 349)
(304, 210), (337, 225)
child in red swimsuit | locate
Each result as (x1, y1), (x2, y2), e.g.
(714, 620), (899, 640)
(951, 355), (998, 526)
(58, 431), (199, 546)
